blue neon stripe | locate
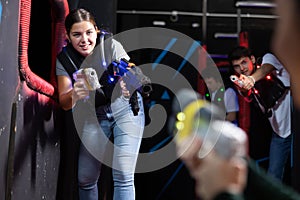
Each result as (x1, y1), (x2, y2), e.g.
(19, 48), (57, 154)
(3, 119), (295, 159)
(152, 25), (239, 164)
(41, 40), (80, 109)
(156, 162), (184, 200)
(0, 2), (2, 24)
(161, 90), (170, 100)
(149, 135), (172, 153)
(172, 41), (199, 79)
(152, 38), (177, 70)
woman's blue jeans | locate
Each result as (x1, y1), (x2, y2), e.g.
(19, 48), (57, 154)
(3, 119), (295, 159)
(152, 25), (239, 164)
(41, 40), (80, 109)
(77, 95), (144, 200)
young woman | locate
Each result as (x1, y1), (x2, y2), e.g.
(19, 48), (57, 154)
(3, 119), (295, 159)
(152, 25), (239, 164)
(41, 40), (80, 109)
(56, 8), (145, 200)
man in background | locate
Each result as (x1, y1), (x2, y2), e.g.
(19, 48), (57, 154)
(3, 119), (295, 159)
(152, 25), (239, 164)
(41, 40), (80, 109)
(202, 67), (239, 126)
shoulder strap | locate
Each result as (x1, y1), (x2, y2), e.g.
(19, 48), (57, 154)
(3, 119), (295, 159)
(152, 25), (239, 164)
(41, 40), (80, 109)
(57, 45), (83, 85)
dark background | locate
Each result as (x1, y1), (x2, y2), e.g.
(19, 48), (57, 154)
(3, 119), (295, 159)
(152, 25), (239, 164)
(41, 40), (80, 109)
(1, 0), (299, 199)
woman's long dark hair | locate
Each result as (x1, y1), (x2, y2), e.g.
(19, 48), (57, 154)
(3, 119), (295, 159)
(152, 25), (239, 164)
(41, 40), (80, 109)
(64, 8), (98, 36)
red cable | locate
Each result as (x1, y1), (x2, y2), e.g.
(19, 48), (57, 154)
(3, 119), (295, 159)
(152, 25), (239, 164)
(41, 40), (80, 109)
(18, 0), (69, 99)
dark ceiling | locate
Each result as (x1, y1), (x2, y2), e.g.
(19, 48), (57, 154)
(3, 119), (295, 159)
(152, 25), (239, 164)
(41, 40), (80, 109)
(116, 0), (277, 58)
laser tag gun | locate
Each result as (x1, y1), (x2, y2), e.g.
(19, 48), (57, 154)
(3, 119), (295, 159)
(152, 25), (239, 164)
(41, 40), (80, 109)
(230, 75), (244, 88)
(108, 58), (152, 96)
(73, 68), (101, 90)
(100, 58), (152, 115)
(170, 89), (226, 158)
(230, 74), (288, 116)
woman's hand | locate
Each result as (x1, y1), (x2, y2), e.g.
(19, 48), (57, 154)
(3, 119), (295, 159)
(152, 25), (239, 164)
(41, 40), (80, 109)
(120, 79), (131, 98)
(73, 79), (90, 101)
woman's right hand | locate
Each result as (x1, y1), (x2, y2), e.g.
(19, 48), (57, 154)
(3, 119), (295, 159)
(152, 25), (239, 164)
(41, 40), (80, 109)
(73, 79), (90, 102)
(120, 79), (131, 99)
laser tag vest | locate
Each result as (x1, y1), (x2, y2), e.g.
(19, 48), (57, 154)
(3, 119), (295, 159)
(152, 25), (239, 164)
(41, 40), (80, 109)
(205, 86), (227, 113)
(251, 73), (288, 116)
(57, 33), (114, 108)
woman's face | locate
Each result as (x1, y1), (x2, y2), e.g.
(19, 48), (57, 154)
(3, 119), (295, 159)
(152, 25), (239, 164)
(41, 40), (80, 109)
(68, 21), (97, 57)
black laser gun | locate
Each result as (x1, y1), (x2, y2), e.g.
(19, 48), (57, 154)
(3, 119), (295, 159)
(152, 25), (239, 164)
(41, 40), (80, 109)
(101, 58), (152, 115)
(108, 58), (152, 97)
